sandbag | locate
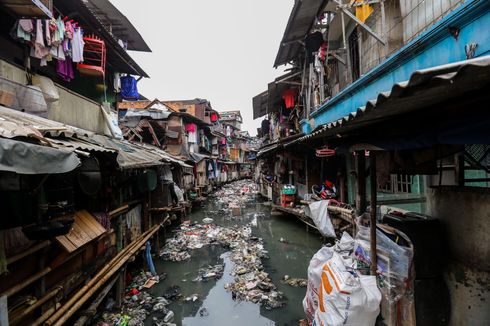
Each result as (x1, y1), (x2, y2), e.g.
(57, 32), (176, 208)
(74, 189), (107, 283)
(313, 252), (381, 326)
(32, 75), (59, 103)
(303, 232), (358, 322)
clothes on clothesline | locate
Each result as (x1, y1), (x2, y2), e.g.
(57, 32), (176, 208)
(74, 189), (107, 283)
(11, 17), (85, 80)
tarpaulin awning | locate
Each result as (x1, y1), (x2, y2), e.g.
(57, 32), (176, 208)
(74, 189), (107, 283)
(286, 55), (490, 150)
(0, 138), (80, 174)
(92, 135), (166, 169)
(189, 152), (209, 163)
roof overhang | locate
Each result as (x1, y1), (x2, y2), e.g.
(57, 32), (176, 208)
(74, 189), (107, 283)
(82, 0), (151, 52)
(274, 0), (329, 67)
(0, 0), (52, 18)
(287, 55), (490, 151)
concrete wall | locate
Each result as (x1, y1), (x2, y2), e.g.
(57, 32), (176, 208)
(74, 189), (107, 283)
(0, 59), (111, 136)
(427, 186), (490, 325)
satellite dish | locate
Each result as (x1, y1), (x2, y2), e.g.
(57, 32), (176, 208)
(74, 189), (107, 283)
(77, 156), (102, 196)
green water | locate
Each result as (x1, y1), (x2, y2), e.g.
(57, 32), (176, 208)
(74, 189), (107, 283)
(147, 197), (324, 326)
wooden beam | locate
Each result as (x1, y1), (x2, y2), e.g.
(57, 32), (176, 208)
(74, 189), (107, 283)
(7, 240), (51, 265)
(335, 0), (386, 45)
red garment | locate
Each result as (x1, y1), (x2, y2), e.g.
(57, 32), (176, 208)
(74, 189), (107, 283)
(185, 123), (196, 132)
(210, 112), (218, 122)
(282, 89), (298, 109)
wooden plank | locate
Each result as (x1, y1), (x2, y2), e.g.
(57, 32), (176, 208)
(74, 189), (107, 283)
(77, 211), (105, 236)
(55, 236), (77, 253)
(75, 213), (98, 239)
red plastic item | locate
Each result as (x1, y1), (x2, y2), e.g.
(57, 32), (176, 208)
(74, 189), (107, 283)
(280, 194), (295, 207)
(77, 35), (106, 77)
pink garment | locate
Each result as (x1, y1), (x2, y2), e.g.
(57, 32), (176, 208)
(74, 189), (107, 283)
(185, 123), (197, 132)
(19, 19), (34, 33)
(33, 19), (49, 59)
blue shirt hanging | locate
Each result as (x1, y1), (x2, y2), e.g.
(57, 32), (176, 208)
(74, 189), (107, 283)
(120, 75), (139, 100)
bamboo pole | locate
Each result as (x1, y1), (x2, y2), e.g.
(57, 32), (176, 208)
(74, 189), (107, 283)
(73, 276), (118, 326)
(10, 286), (62, 325)
(7, 241), (51, 265)
(47, 224), (161, 326)
(44, 226), (154, 325)
(0, 267), (51, 298)
(369, 151), (378, 276)
(32, 305), (57, 326)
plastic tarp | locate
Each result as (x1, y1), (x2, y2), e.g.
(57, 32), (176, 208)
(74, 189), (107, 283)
(305, 200), (336, 238)
(0, 138), (80, 174)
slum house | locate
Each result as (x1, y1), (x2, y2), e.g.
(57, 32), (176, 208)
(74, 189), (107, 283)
(217, 110), (252, 181)
(0, 0), (182, 324)
(117, 99), (196, 203)
(157, 99), (223, 195)
(256, 0), (490, 325)
(0, 105), (186, 325)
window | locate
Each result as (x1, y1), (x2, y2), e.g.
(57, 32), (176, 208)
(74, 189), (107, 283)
(378, 174), (412, 194)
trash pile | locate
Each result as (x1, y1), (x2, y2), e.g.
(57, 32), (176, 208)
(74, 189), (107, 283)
(159, 218), (285, 309)
(210, 179), (257, 208)
(97, 271), (176, 326)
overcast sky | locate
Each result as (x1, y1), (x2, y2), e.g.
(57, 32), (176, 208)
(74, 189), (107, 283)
(111, 0), (292, 136)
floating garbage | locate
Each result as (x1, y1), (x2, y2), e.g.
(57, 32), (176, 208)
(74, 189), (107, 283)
(202, 217), (214, 224)
(193, 264), (224, 282)
(281, 276), (307, 287)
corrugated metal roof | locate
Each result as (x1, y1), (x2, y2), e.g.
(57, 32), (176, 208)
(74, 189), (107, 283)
(91, 135), (166, 169)
(257, 133), (304, 158)
(48, 137), (117, 154)
(83, 0), (151, 52)
(274, 0), (328, 67)
(286, 55), (490, 147)
(0, 106), (94, 139)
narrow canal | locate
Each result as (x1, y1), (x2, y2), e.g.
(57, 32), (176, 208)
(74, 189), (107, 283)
(146, 180), (324, 326)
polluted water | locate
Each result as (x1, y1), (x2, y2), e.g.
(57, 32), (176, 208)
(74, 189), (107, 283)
(95, 180), (324, 326)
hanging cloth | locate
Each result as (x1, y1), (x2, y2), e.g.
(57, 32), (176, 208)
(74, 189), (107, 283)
(71, 27), (84, 63)
(120, 75), (139, 99)
(56, 57), (74, 82)
(282, 89), (298, 109)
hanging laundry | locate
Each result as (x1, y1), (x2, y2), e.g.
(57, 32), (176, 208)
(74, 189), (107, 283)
(185, 123), (197, 133)
(120, 75), (139, 99)
(282, 89), (298, 109)
(355, 0), (374, 23)
(33, 19), (49, 59)
(56, 57), (74, 82)
(71, 27), (84, 63)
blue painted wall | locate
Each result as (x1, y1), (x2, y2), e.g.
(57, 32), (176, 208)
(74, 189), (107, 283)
(302, 0), (490, 133)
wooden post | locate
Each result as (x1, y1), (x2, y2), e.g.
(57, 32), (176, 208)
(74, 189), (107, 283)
(369, 151), (377, 276)
(356, 151), (367, 214)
